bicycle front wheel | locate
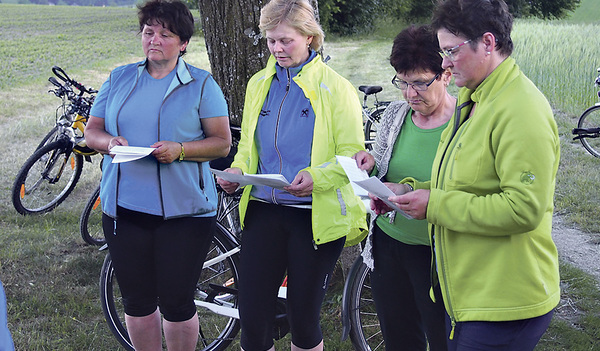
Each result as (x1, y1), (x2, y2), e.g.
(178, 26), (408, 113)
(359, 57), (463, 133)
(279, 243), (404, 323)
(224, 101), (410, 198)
(347, 257), (384, 351)
(35, 126), (59, 151)
(577, 105), (600, 158)
(12, 139), (83, 215)
(99, 223), (241, 351)
(79, 185), (105, 246)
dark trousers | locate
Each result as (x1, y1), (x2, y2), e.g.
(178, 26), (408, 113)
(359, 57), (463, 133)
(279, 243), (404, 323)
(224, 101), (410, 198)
(238, 201), (345, 351)
(370, 225), (447, 351)
(446, 310), (554, 351)
(103, 207), (215, 322)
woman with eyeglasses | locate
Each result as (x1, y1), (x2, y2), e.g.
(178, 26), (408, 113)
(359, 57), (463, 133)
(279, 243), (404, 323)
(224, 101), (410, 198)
(385, 0), (560, 350)
(352, 24), (454, 351)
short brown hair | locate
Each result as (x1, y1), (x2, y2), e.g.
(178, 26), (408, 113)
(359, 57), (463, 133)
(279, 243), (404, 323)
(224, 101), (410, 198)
(431, 0), (514, 56)
(138, 0), (195, 56)
(389, 25), (443, 75)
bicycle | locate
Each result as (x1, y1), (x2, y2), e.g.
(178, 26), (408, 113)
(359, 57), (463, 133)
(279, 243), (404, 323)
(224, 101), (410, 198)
(359, 85), (390, 150)
(79, 183), (103, 246)
(572, 67), (600, 158)
(11, 66), (98, 215)
(340, 254), (384, 351)
(98, 127), (290, 350)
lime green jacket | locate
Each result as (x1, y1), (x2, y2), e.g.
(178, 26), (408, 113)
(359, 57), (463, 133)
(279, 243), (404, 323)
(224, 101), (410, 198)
(231, 55), (367, 246)
(411, 57), (560, 326)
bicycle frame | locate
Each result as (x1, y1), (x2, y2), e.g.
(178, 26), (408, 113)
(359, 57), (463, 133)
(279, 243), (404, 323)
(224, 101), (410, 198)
(195, 222), (288, 320)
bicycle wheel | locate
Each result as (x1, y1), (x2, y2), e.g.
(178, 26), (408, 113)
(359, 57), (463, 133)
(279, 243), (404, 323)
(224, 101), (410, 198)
(347, 257), (384, 351)
(79, 185), (105, 246)
(12, 139), (83, 215)
(99, 223), (241, 351)
(364, 107), (385, 150)
(35, 126), (59, 151)
(577, 105), (600, 158)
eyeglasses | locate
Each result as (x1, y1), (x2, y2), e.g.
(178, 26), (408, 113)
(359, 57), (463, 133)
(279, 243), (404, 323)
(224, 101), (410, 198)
(439, 39), (472, 61)
(392, 73), (441, 91)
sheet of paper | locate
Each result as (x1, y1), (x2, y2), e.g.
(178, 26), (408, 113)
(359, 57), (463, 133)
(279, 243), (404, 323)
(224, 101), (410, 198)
(353, 177), (412, 219)
(210, 168), (291, 190)
(110, 145), (157, 163)
(335, 155), (369, 197)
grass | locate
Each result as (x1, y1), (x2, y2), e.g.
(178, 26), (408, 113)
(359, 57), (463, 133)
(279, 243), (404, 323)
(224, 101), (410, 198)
(1, 2), (600, 350)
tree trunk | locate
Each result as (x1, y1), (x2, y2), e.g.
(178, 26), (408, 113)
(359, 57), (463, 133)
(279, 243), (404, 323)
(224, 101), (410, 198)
(198, 0), (270, 126)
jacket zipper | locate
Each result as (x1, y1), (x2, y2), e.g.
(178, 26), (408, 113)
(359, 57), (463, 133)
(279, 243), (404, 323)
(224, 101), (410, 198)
(112, 70), (141, 233)
(431, 100), (473, 338)
(157, 70), (191, 217)
(270, 69), (291, 204)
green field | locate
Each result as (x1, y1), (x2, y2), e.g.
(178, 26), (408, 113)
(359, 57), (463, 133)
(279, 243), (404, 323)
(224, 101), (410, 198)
(1, 1), (600, 350)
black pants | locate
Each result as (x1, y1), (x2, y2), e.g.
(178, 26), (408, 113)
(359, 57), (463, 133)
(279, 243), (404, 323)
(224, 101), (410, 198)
(370, 225), (447, 351)
(103, 207), (215, 322)
(238, 201), (345, 351)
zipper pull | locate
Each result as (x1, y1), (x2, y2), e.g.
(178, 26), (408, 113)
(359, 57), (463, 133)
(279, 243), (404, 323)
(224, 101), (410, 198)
(312, 240), (318, 250)
(449, 319), (456, 340)
(113, 218), (117, 236)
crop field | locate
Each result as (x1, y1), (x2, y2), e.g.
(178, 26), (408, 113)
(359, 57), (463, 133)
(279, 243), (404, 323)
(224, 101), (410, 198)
(1, 1), (600, 350)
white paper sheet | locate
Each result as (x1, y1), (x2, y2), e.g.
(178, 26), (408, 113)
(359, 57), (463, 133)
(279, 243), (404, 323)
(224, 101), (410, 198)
(110, 145), (156, 163)
(210, 168), (291, 190)
(335, 155), (369, 197)
(353, 177), (412, 219)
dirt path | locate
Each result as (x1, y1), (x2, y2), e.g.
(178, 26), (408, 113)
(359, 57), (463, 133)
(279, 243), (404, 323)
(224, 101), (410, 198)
(552, 215), (600, 283)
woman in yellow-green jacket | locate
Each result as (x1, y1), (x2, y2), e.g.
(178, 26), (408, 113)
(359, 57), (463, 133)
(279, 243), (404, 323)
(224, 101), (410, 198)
(216, 1), (366, 349)
(380, 1), (560, 350)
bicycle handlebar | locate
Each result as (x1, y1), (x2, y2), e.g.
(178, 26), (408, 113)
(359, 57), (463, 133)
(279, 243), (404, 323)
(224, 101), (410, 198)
(51, 65), (97, 95)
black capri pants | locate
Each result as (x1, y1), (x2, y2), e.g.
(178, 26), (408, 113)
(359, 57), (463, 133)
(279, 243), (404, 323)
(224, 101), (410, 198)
(238, 201), (345, 351)
(102, 206), (215, 322)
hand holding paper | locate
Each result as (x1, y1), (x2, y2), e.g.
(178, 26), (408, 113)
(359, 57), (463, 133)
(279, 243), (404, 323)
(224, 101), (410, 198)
(210, 168), (291, 190)
(336, 155), (411, 219)
(335, 155), (369, 197)
(110, 145), (157, 163)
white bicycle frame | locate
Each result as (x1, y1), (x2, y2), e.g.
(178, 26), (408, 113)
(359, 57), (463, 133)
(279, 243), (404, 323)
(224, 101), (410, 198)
(195, 245), (287, 319)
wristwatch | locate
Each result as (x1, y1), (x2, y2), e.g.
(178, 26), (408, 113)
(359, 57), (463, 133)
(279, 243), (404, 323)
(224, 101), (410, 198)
(178, 142), (185, 162)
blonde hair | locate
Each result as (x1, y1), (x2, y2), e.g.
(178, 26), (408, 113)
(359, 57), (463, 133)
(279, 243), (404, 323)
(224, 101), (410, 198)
(259, 0), (324, 52)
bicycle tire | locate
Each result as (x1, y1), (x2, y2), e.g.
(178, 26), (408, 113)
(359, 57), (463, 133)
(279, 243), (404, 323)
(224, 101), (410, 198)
(577, 105), (600, 158)
(12, 139), (83, 215)
(35, 126), (59, 151)
(99, 223), (241, 351)
(79, 185), (105, 246)
(364, 107), (385, 150)
(347, 257), (384, 351)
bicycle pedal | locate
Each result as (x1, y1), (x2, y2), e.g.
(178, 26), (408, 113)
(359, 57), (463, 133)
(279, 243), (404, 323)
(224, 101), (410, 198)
(208, 283), (238, 295)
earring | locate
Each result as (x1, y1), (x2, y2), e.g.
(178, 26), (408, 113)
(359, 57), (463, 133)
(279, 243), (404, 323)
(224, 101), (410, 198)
(486, 51), (491, 55)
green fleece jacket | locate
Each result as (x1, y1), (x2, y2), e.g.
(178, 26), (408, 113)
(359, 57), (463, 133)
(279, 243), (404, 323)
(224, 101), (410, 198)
(411, 57), (560, 326)
(231, 55), (367, 246)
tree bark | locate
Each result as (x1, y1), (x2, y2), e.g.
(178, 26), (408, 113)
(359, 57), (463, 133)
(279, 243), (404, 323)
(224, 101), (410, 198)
(198, 0), (270, 126)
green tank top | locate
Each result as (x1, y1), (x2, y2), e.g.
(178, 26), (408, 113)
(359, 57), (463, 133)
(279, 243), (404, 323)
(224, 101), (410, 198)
(376, 110), (448, 246)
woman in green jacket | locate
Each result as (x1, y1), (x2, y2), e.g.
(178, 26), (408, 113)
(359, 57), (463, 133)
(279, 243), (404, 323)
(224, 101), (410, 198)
(381, 0), (560, 349)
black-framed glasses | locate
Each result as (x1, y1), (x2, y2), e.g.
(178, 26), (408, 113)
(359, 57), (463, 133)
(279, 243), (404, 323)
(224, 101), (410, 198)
(439, 39), (472, 61)
(392, 73), (441, 91)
